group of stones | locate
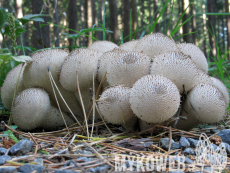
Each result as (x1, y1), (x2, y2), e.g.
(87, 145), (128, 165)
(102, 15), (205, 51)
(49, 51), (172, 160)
(1, 32), (229, 131)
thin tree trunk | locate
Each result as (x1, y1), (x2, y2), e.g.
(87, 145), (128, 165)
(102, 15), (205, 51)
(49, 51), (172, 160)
(109, 0), (119, 43)
(68, 0), (78, 51)
(80, 0), (86, 46)
(87, 0), (93, 46)
(182, 0), (190, 42)
(123, 0), (130, 42)
(32, 0), (50, 49)
(14, 0), (23, 53)
(190, 0), (197, 44)
(149, 0), (152, 24)
(202, 1), (207, 57)
(97, 0), (103, 40)
(225, 0), (230, 59)
(153, 0), (160, 32)
(53, 0), (60, 47)
(207, 0), (216, 58)
(131, 0), (137, 35)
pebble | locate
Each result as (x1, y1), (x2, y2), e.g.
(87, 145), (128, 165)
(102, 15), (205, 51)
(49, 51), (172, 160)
(171, 142), (181, 150)
(88, 165), (110, 173)
(54, 170), (78, 173)
(0, 155), (11, 165)
(187, 138), (198, 148)
(179, 137), (190, 148)
(19, 164), (45, 173)
(159, 138), (175, 150)
(9, 140), (34, 156)
(64, 160), (77, 168)
(217, 129), (230, 144)
(182, 148), (195, 156)
(0, 148), (7, 155)
(34, 158), (43, 166)
(0, 167), (17, 173)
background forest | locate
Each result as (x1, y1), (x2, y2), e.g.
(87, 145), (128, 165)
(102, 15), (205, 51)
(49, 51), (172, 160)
(0, 0), (230, 94)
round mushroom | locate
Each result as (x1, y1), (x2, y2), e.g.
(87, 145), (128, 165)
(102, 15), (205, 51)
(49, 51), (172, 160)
(1, 64), (26, 111)
(97, 85), (136, 130)
(119, 39), (139, 51)
(177, 43), (208, 73)
(133, 32), (180, 58)
(130, 74), (180, 124)
(88, 40), (118, 53)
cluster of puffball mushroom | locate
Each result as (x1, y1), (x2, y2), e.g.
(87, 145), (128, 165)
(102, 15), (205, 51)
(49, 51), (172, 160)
(1, 32), (229, 131)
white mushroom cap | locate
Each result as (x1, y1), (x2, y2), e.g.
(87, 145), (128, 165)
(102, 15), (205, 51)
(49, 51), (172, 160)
(23, 49), (83, 116)
(1, 64), (26, 111)
(210, 77), (229, 109)
(41, 105), (74, 130)
(177, 43), (208, 73)
(133, 33), (180, 58)
(187, 83), (226, 124)
(11, 88), (50, 131)
(88, 40), (118, 53)
(119, 39), (139, 51)
(130, 75), (180, 124)
(97, 85), (135, 126)
(150, 52), (209, 94)
(106, 50), (151, 87)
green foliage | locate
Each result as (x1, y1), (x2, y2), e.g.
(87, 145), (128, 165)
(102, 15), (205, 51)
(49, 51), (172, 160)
(4, 129), (19, 143)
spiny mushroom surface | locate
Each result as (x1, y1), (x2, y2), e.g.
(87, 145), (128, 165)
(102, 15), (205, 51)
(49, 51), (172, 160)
(150, 52), (210, 94)
(119, 39), (139, 51)
(1, 64), (26, 111)
(177, 43), (208, 73)
(97, 85), (136, 129)
(23, 49), (83, 116)
(11, 88), (50, 131)
(88, 40), (118, 53)
(133, 33), (180, 58)
(130, 74), (180, 124)
(106, 50), (151, 87)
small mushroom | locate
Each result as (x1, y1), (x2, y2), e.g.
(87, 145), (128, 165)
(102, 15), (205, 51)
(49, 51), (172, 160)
(177, 43), (208, 73)
(130, 75), (180, 124)
(119, 39), (139, 51)
(97, 85), (136, 130)
(1, 64), (26, 111)
(88, 40), (118, 53)
(133, 33), (180, 58)
(106, 50), (151, 87)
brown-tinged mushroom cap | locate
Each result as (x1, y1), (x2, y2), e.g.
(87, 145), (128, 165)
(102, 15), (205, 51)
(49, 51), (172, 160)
(210, 77), (229, 109)
(119, 39), (139, 51)
(88, 40), (118, 53)
(139, 119), (156, 131)
(130, 74), (180, 124)
(23, 49), (83, 116)
(177, 43), (208, 73)
(150, 52), (210, 94)
(1, 64), (26, 111)
(106, 50), (151, 87)
(11, 88), (50, 131)
(97, 85), (135, 126)
(133, 33), (180, 58)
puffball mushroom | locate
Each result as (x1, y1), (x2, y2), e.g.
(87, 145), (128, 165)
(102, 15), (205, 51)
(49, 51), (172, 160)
(97, 85), (136, 130)
(11, 88), (50, 131)
(1, 64), (26, 111)
(130, 75), (180, 124)
(133, 33), (180, 58)
(88, 40), (118, 53)
(60, 48), (103, 119)
(106, 50), (151, 87)
(177, 43), (208, 73)
(23, 49), (83, 117)
(150, 52), (210, 94)
(119, 39), (139, 51)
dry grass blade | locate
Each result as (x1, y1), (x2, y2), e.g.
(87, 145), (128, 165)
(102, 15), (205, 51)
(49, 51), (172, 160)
(95, 71), (107, 100)
(90, 69), (96, 137)
(76, 71), (89, 139)
(168, 126), (172, 151)
(48, 70), (70, 133)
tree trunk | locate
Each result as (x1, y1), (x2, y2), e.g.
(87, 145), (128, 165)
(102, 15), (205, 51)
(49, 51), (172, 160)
(31, 0), (50, 49)
(87, 0), (93, 46)
(182, 0), (190, 43)
(123, 0), (130, 42)
(80, 0), (86, 47)
(148, 0), (152, 24)
(68, 0), (78, 51)
(202, 1), (207, 57)
(153, 0), (160, 32)
(225, 0), (230, 59)
(109, 0), (119, 43)
(190, 0), (197, 44)
(14, 0), (23, 53)
(53, 0), (60, 47)
(97, 0), (103, 40)
(207, 0), (216, 58)
(131, 0), (137, 36)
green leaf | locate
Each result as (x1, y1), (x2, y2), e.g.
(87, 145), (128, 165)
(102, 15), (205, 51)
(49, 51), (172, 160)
(18, 14), (48, 25)
(9, 125), (18, 130)
(12, 55), (32, 62)
(15, 28), (26, 37)
(0, 53), (12, 61)
(0, 10), (5, 28)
